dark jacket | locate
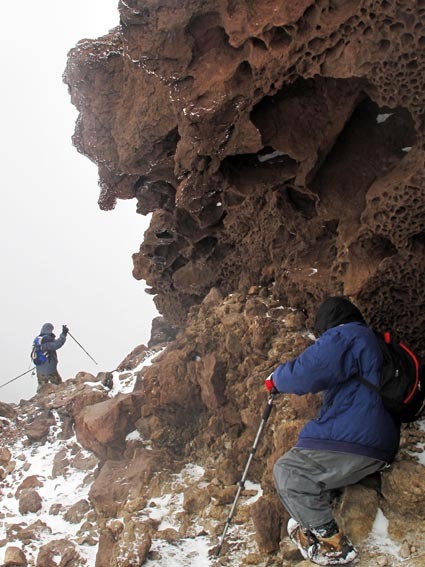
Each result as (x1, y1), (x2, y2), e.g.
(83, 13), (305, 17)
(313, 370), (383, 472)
(272, 299), (400, 463)
(35, 323), (67, 376)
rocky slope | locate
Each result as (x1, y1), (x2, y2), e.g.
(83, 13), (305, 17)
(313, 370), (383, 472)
(1, 296), (424, 566)
(3, 0), (424, 565)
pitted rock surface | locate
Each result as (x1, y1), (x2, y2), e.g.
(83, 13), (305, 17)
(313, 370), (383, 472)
(1, 2), (420, 566)
(63, 0), (425, 355)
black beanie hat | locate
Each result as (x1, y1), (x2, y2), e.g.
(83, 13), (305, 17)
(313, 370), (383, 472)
(313, 296), (365, 336)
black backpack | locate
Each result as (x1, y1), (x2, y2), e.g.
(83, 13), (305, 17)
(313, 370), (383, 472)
(355, 332), (425, 422)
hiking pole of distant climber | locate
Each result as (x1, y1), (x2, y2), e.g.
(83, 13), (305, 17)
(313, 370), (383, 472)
(215, 392), (276, 557)
(68, 331), (98, 365)
(0, 368), (35, 390)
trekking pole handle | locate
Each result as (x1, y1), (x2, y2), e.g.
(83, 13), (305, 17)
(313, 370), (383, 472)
(262, 392), (276, 421)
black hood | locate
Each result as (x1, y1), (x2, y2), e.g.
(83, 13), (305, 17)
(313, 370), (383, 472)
(313, 296), (365, 336)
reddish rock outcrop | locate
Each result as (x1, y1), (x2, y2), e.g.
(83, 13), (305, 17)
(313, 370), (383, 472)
(2, 2), (421, 566)
(0, 402), (17, 420)
(3, 546), (27, 566)
(18, 489), (42, 515)
(63, 0), (425, 356)
(89, 447), (177, 517)
(74, 392), (144, 460)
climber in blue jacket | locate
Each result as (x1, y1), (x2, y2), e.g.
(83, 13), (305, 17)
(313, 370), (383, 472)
(265, 296), (400, 566)
(33, 323), (68, 391)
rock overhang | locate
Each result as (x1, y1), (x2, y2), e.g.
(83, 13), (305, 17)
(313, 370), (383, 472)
(63, 0), (425, 354)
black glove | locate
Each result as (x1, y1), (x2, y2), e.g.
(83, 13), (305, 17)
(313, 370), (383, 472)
(62, 325), (69, 336)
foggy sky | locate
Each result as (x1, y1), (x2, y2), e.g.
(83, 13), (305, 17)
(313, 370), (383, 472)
(0, 1), (158, 403)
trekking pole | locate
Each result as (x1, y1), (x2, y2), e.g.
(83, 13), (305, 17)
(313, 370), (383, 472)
(68, 331), (98, 365)
(0, 368), (35, 390)
(215, 392), (276, 557)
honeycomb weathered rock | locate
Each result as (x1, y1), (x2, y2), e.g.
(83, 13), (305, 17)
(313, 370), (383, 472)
(63, 0), (425, 353)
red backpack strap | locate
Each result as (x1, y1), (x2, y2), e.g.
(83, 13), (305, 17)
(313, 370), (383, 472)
(399, 341), (420, 403)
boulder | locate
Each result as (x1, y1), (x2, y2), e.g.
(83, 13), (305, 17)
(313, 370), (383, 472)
(381, 461), (425, 520)
(251, 495), (284, 553)
(0, 448), (11, 466)
(18, 489), (42, 515)
(0, 402), (17, 420)
(3, 546), (27, 566)
(24, 411), (55, 442)
(95, 529), (116, 567)
(36, 539), (81, 567)
(89, 448), (176, 517)
(63, 499), (90, 524)
(15, 476), (43, 497)
(74, 392), (144, 460)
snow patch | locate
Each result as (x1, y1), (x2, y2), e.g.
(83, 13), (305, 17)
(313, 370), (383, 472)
(109, 348), (165, 397)
(0, 417), (98, 565)
(410, 418), (425, 465)
(243, 480), (263, 505)
(376, 113), (393, 124)
(126, 430), (143, 441)
(257, 149), (285, 162)
(369, 508), (401, 560)
(145, 536), (212, 566)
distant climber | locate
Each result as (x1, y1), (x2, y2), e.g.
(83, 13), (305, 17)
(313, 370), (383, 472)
(31, 323), (69, 391)
(265, 296), (401, 566)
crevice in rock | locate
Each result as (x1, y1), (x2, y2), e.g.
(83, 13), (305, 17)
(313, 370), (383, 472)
(135, 180), (176, 214)
(309, 97), (417, 224)
(340, 234), (398, 295)
(192, 236), (218, 260)
(162, 126), (180, 157)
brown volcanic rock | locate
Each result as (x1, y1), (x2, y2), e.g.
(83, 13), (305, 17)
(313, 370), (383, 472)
(3, 546), (27, 566)
(89, 447), (176, 517)
(64, 1), (425, 355)
(24, 410), (56, 442)
(36, 539), (81, 567)
(1, 288), (425, 565)
(18, 489), (42, 515)
(0, 447), (11, 467)
(60, 3), (425, 564)
(74, 392), (144, 460)
(381, 460), (425, 520)
(0, 402), (17, 420)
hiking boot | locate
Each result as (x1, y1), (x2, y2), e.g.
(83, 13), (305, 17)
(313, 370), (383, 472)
(287, 518), (318, 560)
(307, 530), (358, 565)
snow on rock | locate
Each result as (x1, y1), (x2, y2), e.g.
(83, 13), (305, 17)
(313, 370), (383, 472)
(0, 412), (98, 565)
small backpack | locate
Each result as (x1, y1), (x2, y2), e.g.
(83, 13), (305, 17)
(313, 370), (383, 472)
(31, 336), (49, 366)
(355, 332), (425, 422)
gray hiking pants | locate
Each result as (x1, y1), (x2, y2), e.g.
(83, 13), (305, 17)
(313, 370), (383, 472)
(273, 447), (386, 530)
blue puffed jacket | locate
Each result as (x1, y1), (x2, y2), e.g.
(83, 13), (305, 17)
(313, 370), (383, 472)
(272, 322), (400, 463)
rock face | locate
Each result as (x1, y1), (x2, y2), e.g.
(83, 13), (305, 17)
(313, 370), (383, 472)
(2, 1), (421, 566)
(63, 0), (425, 356)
